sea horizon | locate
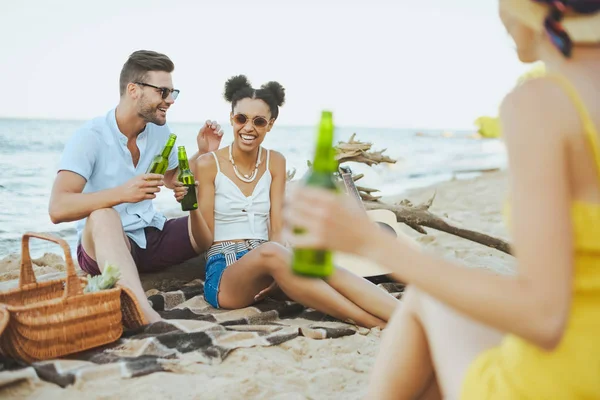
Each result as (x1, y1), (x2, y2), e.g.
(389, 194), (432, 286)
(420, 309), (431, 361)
(0, 117), (506, 259)
(0, 115), (479, 134)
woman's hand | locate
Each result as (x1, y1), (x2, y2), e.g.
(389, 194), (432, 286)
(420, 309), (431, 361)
(283, 185), (382, 256)
(197, 120), (224, 154)
(254, 281), (279, 302)
(173, 180), (198, 203)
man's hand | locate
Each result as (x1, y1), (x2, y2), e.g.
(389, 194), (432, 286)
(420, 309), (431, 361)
(197, 120), (224, 154)
(118, 173), (164, 203)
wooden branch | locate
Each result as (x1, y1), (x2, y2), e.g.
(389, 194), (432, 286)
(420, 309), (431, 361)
(407, 223), (427, 235)
(415, 191), (436, 211)
(297, 133), (510, 254)
(360, 193), (382, 202)
(337, 152), (397, 166)
(363, 200), (512, 255)
(356, 185), (379, 194)
(337, 143), (373, 152)
(343, 133), (364, 145)
(357, 184), (382, 202)
(286, 168), (297, 181)
(335, 135), (397, 166)
(340, 166), (510, 254)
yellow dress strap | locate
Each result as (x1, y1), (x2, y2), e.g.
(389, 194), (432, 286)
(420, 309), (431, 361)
(545, 73), (600, 178)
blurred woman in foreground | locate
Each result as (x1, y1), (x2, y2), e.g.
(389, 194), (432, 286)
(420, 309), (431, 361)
(285, 1), (600, 398)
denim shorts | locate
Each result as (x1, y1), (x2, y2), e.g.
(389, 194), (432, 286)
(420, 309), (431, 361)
(203, 239), (267, 308)
(204, 249), (249, 308)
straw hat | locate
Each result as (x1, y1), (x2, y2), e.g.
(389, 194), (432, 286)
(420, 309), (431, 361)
(501, 0), (600, 43)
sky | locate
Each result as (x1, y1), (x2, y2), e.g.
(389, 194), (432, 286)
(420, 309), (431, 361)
(0, 0), (532, 130)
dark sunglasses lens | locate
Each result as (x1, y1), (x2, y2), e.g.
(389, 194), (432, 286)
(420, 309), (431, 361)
(254, 117), (268, 128)
(234, 114), (247, 125)
(160, 88), (179, 100)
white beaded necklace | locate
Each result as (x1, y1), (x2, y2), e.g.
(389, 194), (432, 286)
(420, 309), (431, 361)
(228, 144), (262, 183)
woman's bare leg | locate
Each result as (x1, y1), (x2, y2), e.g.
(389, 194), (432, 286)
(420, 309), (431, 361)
(326, 266), (400, 322)
(367, 287), (504, 399)
(366, 288), (439, 400)
(419, 376), (442, 400)
(416, 288), (504, 398)
(217, 242), (386, 328)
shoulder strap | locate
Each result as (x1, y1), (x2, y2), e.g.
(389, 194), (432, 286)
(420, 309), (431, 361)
(545, 73), (600, 176)
(266, 149), (271, 170)
(210, 151), (220, 173)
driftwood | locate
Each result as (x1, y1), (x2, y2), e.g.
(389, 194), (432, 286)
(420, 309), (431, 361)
(286, 167), (297, 181)
(363, 195), (512, 255)
(335, 134), (397, 166)
(330, 134), (513, 255)
(355, 185), (379, 194)
(360, 193), (382, 202)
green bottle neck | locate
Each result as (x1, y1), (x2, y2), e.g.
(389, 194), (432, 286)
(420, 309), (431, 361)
(161, 134), (177, 158)
(178, 147), (190, 170)
(178, 157), (190, 170)
(162, 144), (174, 159)
(312, 146), (337, 173)
(312, 112), (336, 173)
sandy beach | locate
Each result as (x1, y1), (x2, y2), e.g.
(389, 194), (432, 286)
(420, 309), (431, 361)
(0, 170), (514, 400)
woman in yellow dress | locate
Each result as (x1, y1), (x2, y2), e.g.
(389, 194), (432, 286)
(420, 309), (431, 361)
(284, 0), (600, 398)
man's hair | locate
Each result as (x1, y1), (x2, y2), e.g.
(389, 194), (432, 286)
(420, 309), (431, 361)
(119, 50), (175, 96)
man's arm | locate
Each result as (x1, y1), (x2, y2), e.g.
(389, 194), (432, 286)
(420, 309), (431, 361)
(49, 171), (164, 224)
(49, 171), (121, 223)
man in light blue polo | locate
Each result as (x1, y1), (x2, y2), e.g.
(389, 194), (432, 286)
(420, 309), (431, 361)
(49, 50), (223, 322)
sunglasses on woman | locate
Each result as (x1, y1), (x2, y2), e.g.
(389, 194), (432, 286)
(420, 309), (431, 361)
(232, 113), (272, 129)
(134, 82), (180, 100)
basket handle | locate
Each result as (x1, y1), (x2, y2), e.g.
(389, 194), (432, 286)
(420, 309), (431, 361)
(20, 232), (83, 297)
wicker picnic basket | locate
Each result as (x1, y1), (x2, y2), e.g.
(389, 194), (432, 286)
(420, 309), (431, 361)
(0, 232), (147, 363)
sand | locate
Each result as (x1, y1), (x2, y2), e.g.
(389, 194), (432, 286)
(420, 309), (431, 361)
(0, 171), (514, 400)
(0, 253), (67, 282)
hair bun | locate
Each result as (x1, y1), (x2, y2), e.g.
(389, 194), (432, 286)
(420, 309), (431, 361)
(224, 75), (252, 102)
(261, 81), (286, 107)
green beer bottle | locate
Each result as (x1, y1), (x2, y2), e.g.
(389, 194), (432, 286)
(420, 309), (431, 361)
(146, 133), (177, 174)
(177, 146), (198, 211)
(291, 110), (338, 278)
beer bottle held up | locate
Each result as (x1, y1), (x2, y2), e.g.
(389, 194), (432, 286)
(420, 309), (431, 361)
(291, 110), (339, 278)
(177, 146), (198, 211)
(147, 133), (177, 175)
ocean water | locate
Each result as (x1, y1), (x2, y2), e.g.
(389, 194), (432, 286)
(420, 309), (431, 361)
(0, 118), (507, 259)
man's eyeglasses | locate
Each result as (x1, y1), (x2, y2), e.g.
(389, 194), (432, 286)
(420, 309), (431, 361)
(134, 82), (180, 100)
(232, 113), (271, 129)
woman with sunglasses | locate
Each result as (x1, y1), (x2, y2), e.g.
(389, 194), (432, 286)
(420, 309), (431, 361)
(185, 75), (399, 328)
(285, 1), (600, 398)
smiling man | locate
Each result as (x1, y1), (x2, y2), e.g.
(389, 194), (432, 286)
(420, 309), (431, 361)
(49, 50), (223, 323)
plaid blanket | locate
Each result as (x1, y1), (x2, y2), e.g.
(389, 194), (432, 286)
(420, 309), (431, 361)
(0, 276), (404, 389)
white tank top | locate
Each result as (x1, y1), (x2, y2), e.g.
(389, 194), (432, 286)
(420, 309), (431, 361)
(211, 148), (271, 242)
